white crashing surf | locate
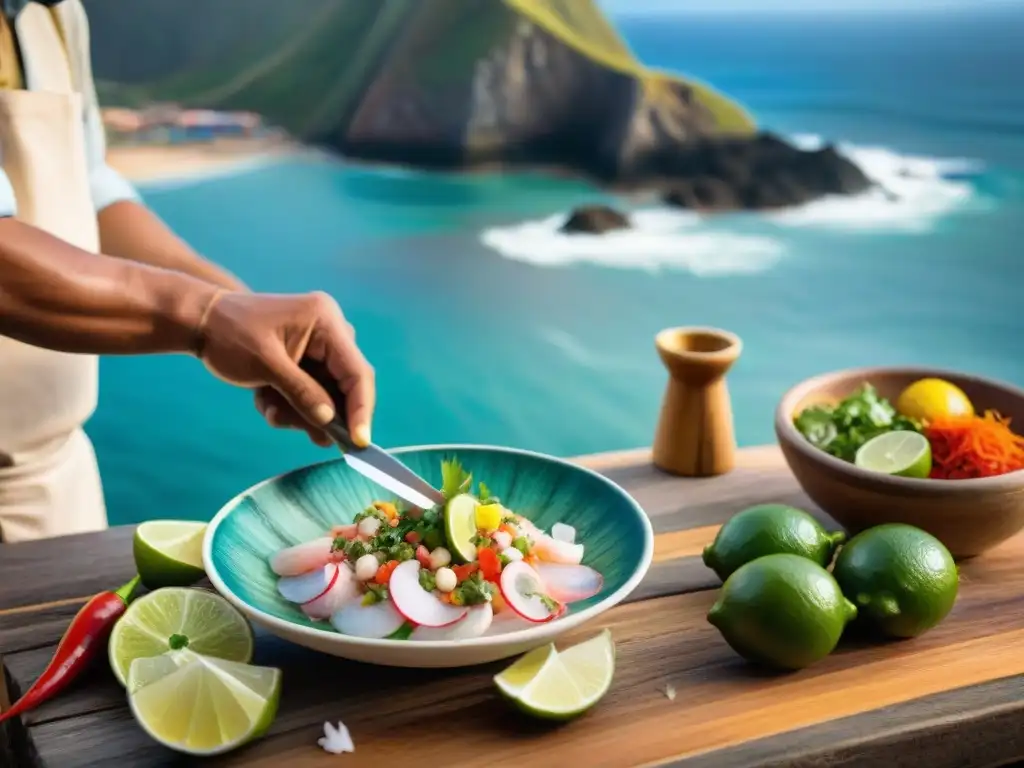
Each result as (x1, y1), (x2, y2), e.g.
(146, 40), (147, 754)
(481, 209), (784, 276)
(480, 136), (982, 274)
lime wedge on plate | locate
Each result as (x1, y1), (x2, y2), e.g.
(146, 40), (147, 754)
(134, 520), (208, 589)
(494, 629), (615, 720)
(854, 431), (932, 479)
(128, 650), (281, 756)
(109, 587), (254, 686)
(445, 493), (481, 563)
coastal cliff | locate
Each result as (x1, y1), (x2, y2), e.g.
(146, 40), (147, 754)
(90, 0), (871, 209)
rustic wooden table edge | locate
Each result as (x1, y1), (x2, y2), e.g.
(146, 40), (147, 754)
(4, 443), (1024, 768)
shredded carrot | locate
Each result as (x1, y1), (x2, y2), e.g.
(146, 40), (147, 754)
(925, 410), (1024, 479)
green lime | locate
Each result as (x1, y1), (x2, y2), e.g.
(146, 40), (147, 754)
(707, 553), (857, 670)
(494, 629), (615, 720)
(109, 587), (254, 687)
(445, 493), (481, 564)
(702, 504), (846, 581)
(134, 520), (208, 590)
(832, 523), (958, 639)
(128, 650), (281, 756)
(854, 431), (932, 479)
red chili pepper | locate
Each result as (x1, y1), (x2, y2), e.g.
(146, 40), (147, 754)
(0, 575), (140, 723)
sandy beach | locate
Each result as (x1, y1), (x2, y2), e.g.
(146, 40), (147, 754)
(105, 136), (310, 185)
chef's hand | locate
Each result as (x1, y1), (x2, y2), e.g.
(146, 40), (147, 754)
(195, 290), (375, 447)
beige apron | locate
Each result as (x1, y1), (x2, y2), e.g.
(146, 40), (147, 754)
(0, 3), (106, 543)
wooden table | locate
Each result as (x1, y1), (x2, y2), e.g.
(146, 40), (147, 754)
(4, 446), (1024, 767)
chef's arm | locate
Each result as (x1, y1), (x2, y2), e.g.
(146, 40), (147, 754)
(97, 201), (248, 292)
(0, 217), (216, 355)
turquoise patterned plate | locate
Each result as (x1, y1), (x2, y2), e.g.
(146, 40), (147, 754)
(203, 444), (654, 668)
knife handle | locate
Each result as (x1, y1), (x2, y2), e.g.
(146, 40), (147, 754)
(299, 357), (357, 451)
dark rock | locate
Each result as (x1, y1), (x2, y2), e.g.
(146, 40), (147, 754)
(560, 205), (631, 234)
(662, 132), (872, 212)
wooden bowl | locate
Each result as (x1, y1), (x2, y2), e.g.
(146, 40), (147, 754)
(775, 367), (1024, 559)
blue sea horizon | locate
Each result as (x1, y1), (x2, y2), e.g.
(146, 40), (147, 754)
(91, 7), (1024, 526)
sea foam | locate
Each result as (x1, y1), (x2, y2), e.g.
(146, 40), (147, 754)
(481, 136), (983, 274)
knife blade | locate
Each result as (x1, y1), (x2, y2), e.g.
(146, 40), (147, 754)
(299, 358), (446, 510)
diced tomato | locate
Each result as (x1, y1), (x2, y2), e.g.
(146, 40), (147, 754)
(405, 530), (421, 545)
(452, 563), (478, 583)
(477, 546), (502, 583)
(415, 545), (432, 568)
(374, 560), (400, 585)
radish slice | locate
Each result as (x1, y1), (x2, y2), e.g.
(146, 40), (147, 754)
(278, 563), (337, 604)
(534, 563), (603, 603)
(330, 523), (358, 540)
(331, 599), (406, 639)
(485, 609), (535, 636)
(551, 522), (576, 544)
(389, 560), (468, 628)
(270, 537), (336, 576)
(499, 561), (564, 623)
(533, 536), (585, 565)
(411, 603), (493, 641)
(302, 565), (360, 619)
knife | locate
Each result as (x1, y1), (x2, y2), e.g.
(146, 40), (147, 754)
(298, 358), (446, 511)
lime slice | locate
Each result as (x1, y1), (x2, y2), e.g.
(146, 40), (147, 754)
(109, 587), (254, 687)
(494, 629), (615, 720)
(134, 520), (208, 589)
(854, 431), (932, 479)
(128, 651), (281, 756)
(445, 493), (481, 563)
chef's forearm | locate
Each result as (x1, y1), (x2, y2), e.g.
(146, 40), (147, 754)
(98, 201), (248, 292)
(0, 218), (218, 355)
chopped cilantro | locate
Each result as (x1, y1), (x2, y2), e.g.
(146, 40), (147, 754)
(500, 515), (517, 526)
(512, 537), (530, 555)
(345, 539), (369, 560)
(423, 528), (444, 551)
(418, 569), (437, 592)
(453, 571), (495, 606)
(499, 552), (512, 567)
(471, 532), (492, 547)
(330, 536), (347, 554)
(794, 383), (921, 463)
(478, 481), (500, 505)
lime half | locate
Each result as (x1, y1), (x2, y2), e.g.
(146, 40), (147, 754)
(494, 629), (615, 720)
(134, 520), (208, 589)
(109, 587), (254, 687)
(128, 650), (281, 756)
(445, 493), (481, 563)
(854, 431), (932, 479)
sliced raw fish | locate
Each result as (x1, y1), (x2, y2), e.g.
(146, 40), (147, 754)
(270, 537), (336, 577)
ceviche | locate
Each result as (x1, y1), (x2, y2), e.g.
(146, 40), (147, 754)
(267, 459), (604, 640)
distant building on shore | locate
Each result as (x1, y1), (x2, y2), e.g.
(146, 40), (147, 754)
(102, 104), (269, 145)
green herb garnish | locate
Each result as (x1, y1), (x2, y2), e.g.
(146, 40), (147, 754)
(441, 458), (473, 501)
(363, 583), (388, 604)
(794, 383), (921, 463)
(512, 537), (530, 555)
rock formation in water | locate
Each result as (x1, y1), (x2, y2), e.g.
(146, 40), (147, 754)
(560, 206), (631, 234)
(92, 0), (873, 211)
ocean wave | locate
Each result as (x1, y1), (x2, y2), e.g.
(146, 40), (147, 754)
(481, 209), (784, 275)
(481, 136), (982, 271)
(773, 136), (979, 232)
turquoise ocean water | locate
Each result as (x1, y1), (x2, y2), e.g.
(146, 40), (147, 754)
(91, 7), (1024, 525)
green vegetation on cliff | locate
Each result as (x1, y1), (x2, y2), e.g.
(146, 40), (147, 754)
(92, 0), (755, 140)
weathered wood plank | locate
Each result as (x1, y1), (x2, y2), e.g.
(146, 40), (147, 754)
(0, 526), (137, 611)
(21, 526), (1024, 768)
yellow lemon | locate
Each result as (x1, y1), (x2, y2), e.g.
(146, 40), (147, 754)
(896, 378), (974, 422)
